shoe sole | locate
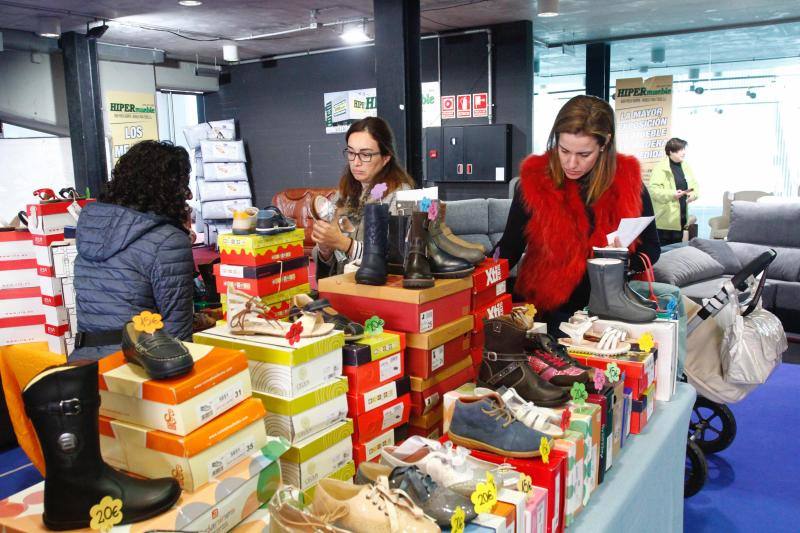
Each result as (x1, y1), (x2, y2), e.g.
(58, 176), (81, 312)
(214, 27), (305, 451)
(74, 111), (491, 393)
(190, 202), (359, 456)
(255, 225), (296, 235)
(432, 267), (475, 279)
(403, 278), (435, 289)
(448, 431), (543, 458)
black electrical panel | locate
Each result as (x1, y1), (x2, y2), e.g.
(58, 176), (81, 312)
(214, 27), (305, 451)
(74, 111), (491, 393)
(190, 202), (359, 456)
(424, 124), (511, 182)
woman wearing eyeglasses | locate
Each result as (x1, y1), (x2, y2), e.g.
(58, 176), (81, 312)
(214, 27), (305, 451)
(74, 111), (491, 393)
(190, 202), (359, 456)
(312, 116), (415, 279)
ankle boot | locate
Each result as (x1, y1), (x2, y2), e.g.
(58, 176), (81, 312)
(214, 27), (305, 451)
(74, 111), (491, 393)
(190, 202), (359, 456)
(387, 214), (411, 276)
(587, 258), (657, 323)
(355, 203), (390, 285)
(23, 361), (180, 530)
(438, 203), (487, 252)
(479, 316), (569, 407)
(427, 202), (486, 265)
(425, 219), (474, 279)
(403, 212), (435, 289)
(593, 248), (657, 309)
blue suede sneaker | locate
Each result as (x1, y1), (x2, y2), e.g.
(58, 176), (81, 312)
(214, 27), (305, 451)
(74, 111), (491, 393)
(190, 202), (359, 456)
(447, 392), (551, 458)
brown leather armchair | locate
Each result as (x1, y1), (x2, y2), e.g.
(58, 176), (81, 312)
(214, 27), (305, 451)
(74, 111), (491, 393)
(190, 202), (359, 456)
(272, 187), (337, 255)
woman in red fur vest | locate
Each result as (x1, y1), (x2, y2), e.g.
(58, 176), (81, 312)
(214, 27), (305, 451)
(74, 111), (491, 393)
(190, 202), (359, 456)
(496, 95), (660, 334)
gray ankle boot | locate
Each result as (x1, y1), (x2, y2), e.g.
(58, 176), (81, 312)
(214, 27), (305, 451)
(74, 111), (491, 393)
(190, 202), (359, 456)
(587, 258), (657, 323)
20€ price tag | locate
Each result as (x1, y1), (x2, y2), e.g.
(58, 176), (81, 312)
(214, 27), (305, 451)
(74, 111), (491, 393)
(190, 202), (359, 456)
(540, 437), (551, 464)
(517, 473), (534, 496)
(89, 496), (123, 532)
(470, 471), (498, 514)
(450, 505), (466, 533)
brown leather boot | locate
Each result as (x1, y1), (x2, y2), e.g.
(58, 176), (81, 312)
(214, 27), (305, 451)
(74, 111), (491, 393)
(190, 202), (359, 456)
(427, 202), (487, 263)
(403, 212), (435, 289)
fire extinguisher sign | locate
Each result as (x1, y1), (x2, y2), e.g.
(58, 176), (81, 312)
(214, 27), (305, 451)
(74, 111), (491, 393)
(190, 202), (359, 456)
(441, 95), (456, 119)
(457, 94), (472, 118)
(473, 92), (488, 117)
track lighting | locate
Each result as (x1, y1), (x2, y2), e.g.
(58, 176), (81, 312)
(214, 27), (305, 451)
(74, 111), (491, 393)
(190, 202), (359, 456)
(37, 16), (61, 38)
(537, 0), (559, 17)
(341, 19), (371, 44)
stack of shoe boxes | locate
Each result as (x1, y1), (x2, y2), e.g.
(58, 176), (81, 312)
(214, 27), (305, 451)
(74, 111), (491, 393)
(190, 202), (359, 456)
(40, 240), (77, 355)
(0, 230), (45, 346)
(216, 230), (309, 320)
(319, 273), (473, 441)
(469, 258), (512, 374)
(90, 341), (286, 531)
(193, 324), (353, 495)
(183, 119), (252, 246)
(343, 331), (410, 466)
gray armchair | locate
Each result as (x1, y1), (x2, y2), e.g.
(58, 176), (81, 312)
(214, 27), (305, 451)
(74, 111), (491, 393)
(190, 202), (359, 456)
(708, 190), (772, 239)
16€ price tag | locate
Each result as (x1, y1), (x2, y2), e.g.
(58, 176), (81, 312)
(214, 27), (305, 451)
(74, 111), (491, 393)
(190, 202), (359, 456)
(89, 496), (123, 532)
(470, 471), (498, 514)
(450, 505), (466, 533)
(517, 473), (534, 496)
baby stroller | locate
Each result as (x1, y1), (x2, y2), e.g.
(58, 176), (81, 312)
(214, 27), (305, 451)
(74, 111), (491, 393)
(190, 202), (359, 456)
(682, 249), (786, 497)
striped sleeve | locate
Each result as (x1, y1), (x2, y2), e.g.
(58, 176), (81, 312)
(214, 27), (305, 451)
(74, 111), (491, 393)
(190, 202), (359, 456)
(347, 239), (363, 263)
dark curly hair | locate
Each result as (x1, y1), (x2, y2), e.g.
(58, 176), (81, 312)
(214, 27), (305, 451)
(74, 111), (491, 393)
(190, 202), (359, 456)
(101, 140), (191, 224)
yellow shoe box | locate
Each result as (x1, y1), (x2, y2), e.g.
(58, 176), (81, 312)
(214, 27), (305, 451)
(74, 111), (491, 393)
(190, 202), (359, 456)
(281, 419), (354, 490)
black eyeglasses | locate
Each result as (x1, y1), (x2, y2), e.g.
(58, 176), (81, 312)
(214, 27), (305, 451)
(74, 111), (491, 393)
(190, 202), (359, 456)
(343, 149), (381, 163)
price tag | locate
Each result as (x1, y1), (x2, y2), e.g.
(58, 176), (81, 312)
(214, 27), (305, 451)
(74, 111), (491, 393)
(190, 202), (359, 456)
(450, 506), (466, 533)
(67, 200), (83, 220)
(419, 309), (434, 332)
(89, 496), (123, 532)
(540, 437), (551, 464)
(208, 437), (255, 479)
(496, 280), (507, 296)
(198, 381), (244, 423)
(431, 345), (445, 372)
(379, 353), (402, 383)
(381, 402), (404, 430)
(517, 473), (534, 496)
(470, 471), (498, 514)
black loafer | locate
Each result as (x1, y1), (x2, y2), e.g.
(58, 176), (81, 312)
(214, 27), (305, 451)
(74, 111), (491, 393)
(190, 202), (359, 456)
(122, 321), (194, 380)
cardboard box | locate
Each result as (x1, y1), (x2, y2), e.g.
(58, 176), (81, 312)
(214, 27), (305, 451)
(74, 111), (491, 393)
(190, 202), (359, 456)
(50, 241), (77, 278)
(568, 402), (601, 498)
(214, 263), (309, 297)
(553, 430), (584, 525)
(410, 356), (475, 416)
(471, 258), (510, 307)
(0, 315), (46, 346)
(472, 327), (485, 350)
(0, 289), (42, 319)
(217, 255), (308, 279)
(0, 439), (288, 533)
(611, 378), (625, 458)
(98, 343), (251, 435)
(525, 486), (549, 533)
(281, 419), (353, 490)
(405, 315), (473, 378)
(220, 283), (310, 320)
(622, 388), (632, 445)
(472, 293), (513, 334)
(409, 402), (443, 434)
(0, 265), (39, 290)
(588, 384), (616, 480)
(353, 425), (408, 466)
(630, 382), (656, 434)
(99, 398), (267, 492)
(219, 230), (305, 266)
(498, 488), (527, 533)
(490, 501), (516, 532)
(343, 350), (404, 394)
(352, 393), (411, 444)
(301, 460), (356, 500)
(254, 376), (349, 443)
(25, 200), (92, 236)
(249, 348), (342, 399)
(347, 376), (410, 415)
(319, 273), (472, 333)
(343, 331), (404, 366)
(0, 230), (35, 262)
(573, 350), (655, 399)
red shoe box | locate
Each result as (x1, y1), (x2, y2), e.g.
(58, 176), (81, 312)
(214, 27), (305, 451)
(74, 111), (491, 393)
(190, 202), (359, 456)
(218, 230), (305, 267)
(26, 199), (92, 237)
(409, 356), (474, 417)
(343, 331), (405, 366)
(0, 230), (35, 263)
(573, 351), (655, 400)
(408, 402), (443, 439)
(471, 258), (510, 309)
(319, 273), (471, 333)
(471, 327), (485, 350)
(343, 350), (404, 395)
(471, 293), (513, 334)
(469, 346), (483, 367)
(216, 255), (308, 279)
(630, 382), (656, 434)
(215, 263), (309, 297)
(347, 376), (411, 415)
(405, 315), (472, 379)
(352, 394), (410, 444)
(0, 314), (46, 345)
(352, 425), (408, 467)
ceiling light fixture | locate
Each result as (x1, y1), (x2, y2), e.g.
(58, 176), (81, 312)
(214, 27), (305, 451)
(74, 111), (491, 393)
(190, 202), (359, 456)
(222, 42), (239, 62)
(340, 19), (371, 44)
(37, 16), (61, 38)
(87, 20), (109, 39)
(178, 1), (203, 6)
(537, 0), (559, 18)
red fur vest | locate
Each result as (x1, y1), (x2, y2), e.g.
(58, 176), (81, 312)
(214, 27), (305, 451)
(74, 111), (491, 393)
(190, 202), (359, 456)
(515, 153), (643, 311)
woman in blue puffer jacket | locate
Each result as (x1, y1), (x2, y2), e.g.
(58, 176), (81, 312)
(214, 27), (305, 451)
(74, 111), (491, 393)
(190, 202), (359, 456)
(71, 140), (194, 361)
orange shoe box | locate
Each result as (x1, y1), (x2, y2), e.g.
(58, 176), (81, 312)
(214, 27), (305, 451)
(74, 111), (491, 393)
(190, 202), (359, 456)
(409, 356), (475, 417)
(353, 424), (408, 466)
(215, 264), (308, 297)
(347, 376), (410, 416)
(319, 273), (471, 333)
(471, 258), (510, 309)
(218, 230), (305, 267)
(471, 293), (513, 334)
(343, 349), (404, 395)
(98, 343), (251, 435)
(352, 393), (411, 444)
(405, 315), (473, 378)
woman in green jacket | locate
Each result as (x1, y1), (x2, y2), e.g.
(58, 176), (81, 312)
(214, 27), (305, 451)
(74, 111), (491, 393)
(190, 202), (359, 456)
(648, 137), (699, 245)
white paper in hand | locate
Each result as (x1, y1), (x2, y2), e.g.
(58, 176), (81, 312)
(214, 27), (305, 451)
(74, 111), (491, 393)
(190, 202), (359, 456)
(606, 216), (654, 247)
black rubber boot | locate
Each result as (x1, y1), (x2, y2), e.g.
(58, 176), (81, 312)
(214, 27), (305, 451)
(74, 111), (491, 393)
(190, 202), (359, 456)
(387, 214), (411, 276)
(587, 258), (658, 323)
(403, 212), (435, 289)
(355, 203), (390, 285)
(23, 361), (181, 530)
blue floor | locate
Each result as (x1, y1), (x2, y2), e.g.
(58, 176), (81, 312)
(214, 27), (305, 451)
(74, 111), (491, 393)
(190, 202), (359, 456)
(684, 362), (800, 532)
(0, 445), (41, 499)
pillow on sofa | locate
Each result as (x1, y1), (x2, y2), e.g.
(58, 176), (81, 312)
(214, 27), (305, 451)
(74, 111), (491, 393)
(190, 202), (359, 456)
(689, 238), (742, 274)
(653, 246), (725, 287)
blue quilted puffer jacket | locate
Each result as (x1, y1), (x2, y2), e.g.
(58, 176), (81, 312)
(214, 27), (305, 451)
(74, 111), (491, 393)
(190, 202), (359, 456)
(71, 202), (194, 361)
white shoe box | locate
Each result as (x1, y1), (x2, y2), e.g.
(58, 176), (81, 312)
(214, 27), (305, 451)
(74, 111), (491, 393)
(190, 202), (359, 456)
(203, 162), (248, 182)
(198, 180), (252, 202)
(200, 140), (246, 163)
(201, 198), (253, 221)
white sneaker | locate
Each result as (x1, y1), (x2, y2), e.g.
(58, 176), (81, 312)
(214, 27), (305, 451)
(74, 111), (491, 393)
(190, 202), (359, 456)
(475, 386), (564, 438)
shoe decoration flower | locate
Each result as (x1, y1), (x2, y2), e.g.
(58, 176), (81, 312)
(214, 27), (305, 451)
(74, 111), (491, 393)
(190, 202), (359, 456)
(570, 382), (588, 405)
(427, 199), (438, 221)
(593, 370), (607, 391)
(370, 182), (388, 202)
(419, 197), (431, 213)
(89, 495), (123, 532)
(470, 472), (498, 514)
(605, 362), (621, 383)
(539, 436), (551, 464)
(524, 303), (537, 321)
(560, 408), (572, 431)
(286, 321), (303, 346)
(450, 505), (466, 533)
(364, 315), (385, 336)
(638, 332), (655, 353)
(132, 311), (163, 334)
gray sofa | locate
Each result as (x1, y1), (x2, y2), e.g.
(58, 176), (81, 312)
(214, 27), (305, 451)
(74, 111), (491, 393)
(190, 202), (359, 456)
(443, 197), (511, 255)
(654, 201), (800, 331)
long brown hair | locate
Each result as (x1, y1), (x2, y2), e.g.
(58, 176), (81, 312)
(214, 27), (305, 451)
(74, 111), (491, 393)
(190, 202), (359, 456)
(546, 95), (617, 205)
(336, 117), (415, 210)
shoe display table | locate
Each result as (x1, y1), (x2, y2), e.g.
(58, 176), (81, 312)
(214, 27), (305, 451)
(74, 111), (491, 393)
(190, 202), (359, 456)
(572, 382), (696, 533)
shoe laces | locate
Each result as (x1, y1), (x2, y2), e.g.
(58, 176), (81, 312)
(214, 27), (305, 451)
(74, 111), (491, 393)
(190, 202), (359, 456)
(390, 466), (437, 502)
(480, 399), (517, 429)
(229, 291), (282, 331)
(532, 349), (569, 369)
(275, 504), (348, 531)
(366, 479), (432, 532)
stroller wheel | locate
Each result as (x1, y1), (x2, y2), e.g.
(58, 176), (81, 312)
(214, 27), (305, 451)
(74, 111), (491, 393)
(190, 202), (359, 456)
(685, 440), (707, 498)
(689, 396), (737, 454)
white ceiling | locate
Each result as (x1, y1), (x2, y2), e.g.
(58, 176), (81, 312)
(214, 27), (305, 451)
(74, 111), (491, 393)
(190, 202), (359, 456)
(1, 0), (799, 74)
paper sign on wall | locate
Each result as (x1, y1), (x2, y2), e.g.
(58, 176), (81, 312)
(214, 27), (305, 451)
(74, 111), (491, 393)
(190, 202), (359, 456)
(441, 95), (456, 119)
(324, 88), (377, 134)
(106, 91), (158, 164)
(473, 92), (488, 117)
(422, 82), (442, 128)
(456, 94), (472, 118)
